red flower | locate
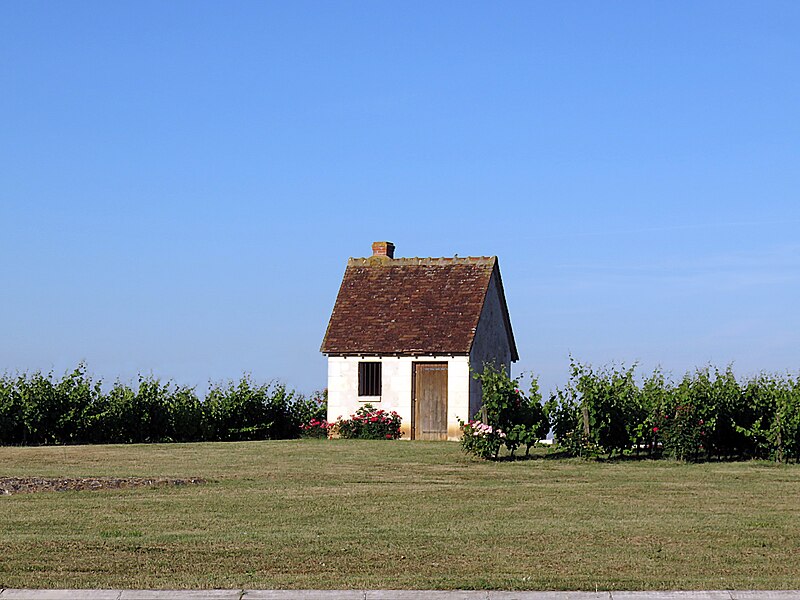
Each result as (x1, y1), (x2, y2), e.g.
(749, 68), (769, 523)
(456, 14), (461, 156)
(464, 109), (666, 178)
(385, 434), (393, 439)
(652, 426), (659, 433)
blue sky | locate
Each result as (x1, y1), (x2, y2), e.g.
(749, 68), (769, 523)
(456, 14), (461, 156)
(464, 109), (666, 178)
(2, 1), (798, 396)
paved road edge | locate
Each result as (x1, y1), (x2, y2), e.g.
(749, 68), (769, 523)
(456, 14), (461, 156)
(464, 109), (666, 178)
(0, 590), (799, 599)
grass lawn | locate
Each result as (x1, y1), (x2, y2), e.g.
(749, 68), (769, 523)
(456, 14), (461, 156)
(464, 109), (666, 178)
(1, 440), (799, 591)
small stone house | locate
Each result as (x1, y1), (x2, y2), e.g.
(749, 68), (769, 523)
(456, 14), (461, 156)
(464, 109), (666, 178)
(320, 242), (518, 440)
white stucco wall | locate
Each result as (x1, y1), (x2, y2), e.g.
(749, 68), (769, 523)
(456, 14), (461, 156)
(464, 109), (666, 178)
(327, 355), (471, 440)
(468, 271), (514, 420)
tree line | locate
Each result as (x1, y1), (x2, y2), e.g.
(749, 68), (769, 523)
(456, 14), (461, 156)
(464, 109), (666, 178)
(543, 360), (800, 462)
(0, 364), (325, 446)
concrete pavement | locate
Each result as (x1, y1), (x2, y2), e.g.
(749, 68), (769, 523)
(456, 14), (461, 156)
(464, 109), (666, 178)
(1, 591), (799, 600)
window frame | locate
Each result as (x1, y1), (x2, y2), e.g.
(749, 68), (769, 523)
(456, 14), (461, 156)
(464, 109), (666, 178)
(358, 361), (382, 397)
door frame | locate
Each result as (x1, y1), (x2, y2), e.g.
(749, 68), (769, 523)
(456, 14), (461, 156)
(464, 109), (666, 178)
(411, 361), (448, 440)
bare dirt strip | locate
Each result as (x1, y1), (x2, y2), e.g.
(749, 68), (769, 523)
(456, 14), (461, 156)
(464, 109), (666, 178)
(0, 476), (206, 495)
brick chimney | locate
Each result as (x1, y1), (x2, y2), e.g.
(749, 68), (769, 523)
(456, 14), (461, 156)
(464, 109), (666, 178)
(372, 241), (395, 259)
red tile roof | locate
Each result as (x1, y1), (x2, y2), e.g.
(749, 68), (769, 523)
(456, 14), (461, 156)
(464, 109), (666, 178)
(320, 255), (517, 359)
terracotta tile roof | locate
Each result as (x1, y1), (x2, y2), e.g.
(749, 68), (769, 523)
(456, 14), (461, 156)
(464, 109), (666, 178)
(321, 255), (517, 358)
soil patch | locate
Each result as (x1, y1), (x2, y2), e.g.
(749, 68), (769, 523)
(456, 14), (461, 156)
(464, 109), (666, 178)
(0, 476), (206, 495)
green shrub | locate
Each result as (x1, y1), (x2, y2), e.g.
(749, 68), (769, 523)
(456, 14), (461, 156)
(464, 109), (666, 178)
(203, 376), (301, 441)
(298, 389), (330, 438)
(0, 366), (310, 446)
(461, 364), (550, 460)
(656, 403), (705, 461)
(545, 361), (800, 463)
(770, 376), (800, 462)
(165, 385), (205, 442)
(545, 375), (593, 457)
(0, 374), (24, 445)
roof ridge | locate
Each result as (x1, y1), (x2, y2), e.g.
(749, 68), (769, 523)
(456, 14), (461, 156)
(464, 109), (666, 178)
(347, 256), (496, 267)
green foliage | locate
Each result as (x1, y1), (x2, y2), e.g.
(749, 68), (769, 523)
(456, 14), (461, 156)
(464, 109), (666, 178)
(0, 375), (24, 445)
(460, 363), (550, 460)
(295, 389), (327, 431)
(203, 376), (300, 441)
(572, 360), (643, 457)
(334, 404), (401, 440)
(298, 389), (330, 438)
(544, 383), (592, 457)
(545, 359), (800, 463)
(0, 365), (313, 446)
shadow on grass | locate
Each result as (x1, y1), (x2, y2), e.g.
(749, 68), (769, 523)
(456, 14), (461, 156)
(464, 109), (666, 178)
(494, 449), (573, 462)
(496, 451), (783, 464)
(486, 444), (790, 464)
(494, 450), (675, 463)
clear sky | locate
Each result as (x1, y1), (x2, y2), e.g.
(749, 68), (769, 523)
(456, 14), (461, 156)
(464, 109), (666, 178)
(2, 1), (798, 397)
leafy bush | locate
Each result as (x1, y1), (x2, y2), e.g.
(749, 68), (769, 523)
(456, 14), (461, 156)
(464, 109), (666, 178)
(459, 420), (506, 459)
(334, 404), (401, 440)
(296, 389), (328, 437)
(461, 364), (550, 460)
(0, 376), (24, 445)
(656, 403), (705, 461)
(544, 383), (590, 457)
(0, 365), (313, 446)
(545, 360), (800, 463)
(203, 376), (302, 441)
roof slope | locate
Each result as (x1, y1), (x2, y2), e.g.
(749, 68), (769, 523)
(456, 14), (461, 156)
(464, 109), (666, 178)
(321, 256), (517, 359)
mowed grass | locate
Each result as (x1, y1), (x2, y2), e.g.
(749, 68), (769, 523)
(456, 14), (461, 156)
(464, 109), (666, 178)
(1, 440), (799, 591)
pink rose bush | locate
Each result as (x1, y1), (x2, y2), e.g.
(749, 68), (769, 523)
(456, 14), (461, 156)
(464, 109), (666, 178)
(333, 404), (402, 440)
(459, 419), (507, 460)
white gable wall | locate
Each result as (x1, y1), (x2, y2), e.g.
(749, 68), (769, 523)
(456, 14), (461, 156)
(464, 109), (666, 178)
(327, 355), (470, 440)
(468, 271), (514, 420)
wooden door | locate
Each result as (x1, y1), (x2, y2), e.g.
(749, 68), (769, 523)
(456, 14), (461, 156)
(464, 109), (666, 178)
(413, 363), (448, 440)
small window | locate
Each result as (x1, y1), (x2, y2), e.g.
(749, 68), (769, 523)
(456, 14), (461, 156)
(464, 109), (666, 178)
(358, 362), (382, 396)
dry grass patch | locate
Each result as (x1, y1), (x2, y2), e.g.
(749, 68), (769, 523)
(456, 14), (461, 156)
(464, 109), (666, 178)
(1, 440), (799, 590)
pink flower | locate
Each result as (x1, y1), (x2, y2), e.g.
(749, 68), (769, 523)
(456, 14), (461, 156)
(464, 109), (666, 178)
(652, 426), (659, 433)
